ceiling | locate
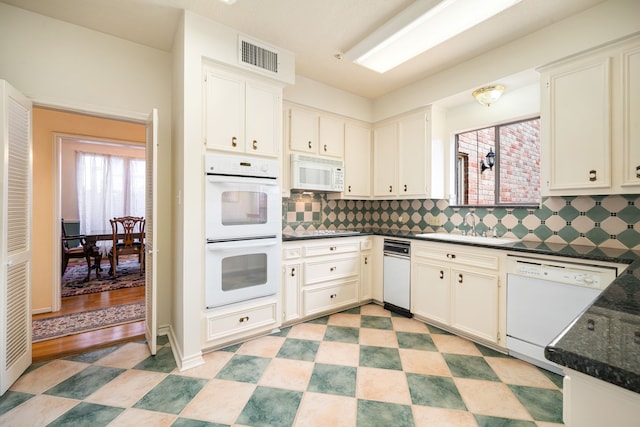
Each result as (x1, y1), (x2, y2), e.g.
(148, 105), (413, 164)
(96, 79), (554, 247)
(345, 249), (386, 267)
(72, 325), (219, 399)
(2, 0), (606, 100)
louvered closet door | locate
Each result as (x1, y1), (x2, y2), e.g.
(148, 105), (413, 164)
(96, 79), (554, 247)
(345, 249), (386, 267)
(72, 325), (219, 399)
(145, 109), (158, 355)
(0, 81), (32, 396)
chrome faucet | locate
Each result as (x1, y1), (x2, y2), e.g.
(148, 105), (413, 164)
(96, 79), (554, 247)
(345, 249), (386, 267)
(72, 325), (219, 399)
(464, 211), (477, 236)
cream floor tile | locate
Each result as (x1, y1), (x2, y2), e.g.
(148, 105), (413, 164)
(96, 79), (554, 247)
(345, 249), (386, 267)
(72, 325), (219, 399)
(287, 322), (328, 341)
(357, 367), (412, 405)
(411, 405), (478, 427)
(360, 304), (391, 317)
(315, 341), (360, 366)
(535, 422), (565, 427)
(180, 379), (256, 425)
(392, 317), (431, 333)
(0, 394), (78, 427)
(486, 357), (560, 389)
(431, 334), (483, 356)
(108, 408), (176, 426)
(455, 378), (533, 421)
(178, 350), (235, 379)
(294, 392), (357, 427)
(359, 328), (398, 348)
(85, 369), (167, 407)
(95, 342), (152, 369)
(236, 335), (286, 358)
(10, 360), (87, 394)
(328, 312), (362, 328)
(399, 348), (451, 376)
(258, 358), (314, 391)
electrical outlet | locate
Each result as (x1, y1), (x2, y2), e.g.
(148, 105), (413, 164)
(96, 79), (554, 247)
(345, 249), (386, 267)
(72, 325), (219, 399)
(427, 216), (442, 226)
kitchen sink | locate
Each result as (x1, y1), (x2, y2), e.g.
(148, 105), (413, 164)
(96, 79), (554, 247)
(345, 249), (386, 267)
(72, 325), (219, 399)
(415, 233), (519, 246)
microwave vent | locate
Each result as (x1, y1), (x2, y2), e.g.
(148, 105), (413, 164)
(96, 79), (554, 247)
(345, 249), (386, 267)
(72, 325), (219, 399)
(239, 37), (279, 74)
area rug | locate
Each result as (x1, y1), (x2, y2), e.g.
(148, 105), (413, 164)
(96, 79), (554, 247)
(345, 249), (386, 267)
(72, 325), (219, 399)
(32, 302), (145, 342)
(62, 258), (144, 298)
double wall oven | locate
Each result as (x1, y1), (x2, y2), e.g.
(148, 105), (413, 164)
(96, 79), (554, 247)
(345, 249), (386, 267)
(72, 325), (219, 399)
(205, 153), (281, 309)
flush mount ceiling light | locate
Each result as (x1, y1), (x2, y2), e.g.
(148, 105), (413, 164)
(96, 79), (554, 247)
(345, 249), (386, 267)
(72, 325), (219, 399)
(219, 0), (236, 4)
(472, 84), (505, 106)
(344, 0), (522, 74)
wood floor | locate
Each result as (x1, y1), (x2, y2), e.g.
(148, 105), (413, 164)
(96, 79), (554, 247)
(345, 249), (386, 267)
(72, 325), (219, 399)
(32, 286), (146, 363)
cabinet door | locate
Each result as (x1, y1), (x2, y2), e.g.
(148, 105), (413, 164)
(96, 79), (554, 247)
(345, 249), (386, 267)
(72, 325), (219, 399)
(620, 46), (640, 189)
(246, 81), (280, 156)
(360, 252), (372, 301)
(289, 107), (318, 153)
(282, 263), (302, 323)
(319, 116), (344, 157)
(412, 260), (449, 325)
(344, 123), (371, 197)
(204, 70), (244, 153)
(451, 268), (499, 343)
(398, 113), (427, 196)
(373, 122), (397, 196)
(543, 56), (611, 194)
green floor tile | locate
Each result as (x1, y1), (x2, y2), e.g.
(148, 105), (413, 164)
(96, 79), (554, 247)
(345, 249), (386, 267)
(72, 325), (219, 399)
(219, 342), (242, 353)
(172, 418), (229, 427)
(396, 331), (437, 351)
(133, 375), (207, 414)
(44, 365), (125, 400)
(443, 353), (500, 381)
(65, 345), (121, 363)
(406, 373), (467, 410)
(0, 391), (33, 416)
(324, 325), (360, 343)
(341, 306), (361, 315)
(539, 368), (564, 389)
(306, 315), (330, 325)
(427, 324), (452, 335)
(356, 399), (414, 427)
(236, 386), (302, 427)
(307, 363), (357, 397)
(474, 414), (537, 427)
(361, 315), (393, 330)
(359, 345), (402, 370)
(215, 354), (271, 383)
(156, 335), (170, 346)
(271, 326), (291, 337)
(47, 402), (123, 427)
(133, 346), (177, 373)
(475, 344), (510, 358)
(276, 338), (320, 361)
(508, 385), (564, 423)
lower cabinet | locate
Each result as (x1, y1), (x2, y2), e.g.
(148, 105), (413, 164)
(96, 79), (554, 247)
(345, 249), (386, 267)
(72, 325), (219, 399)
(411, 241), (504, 346)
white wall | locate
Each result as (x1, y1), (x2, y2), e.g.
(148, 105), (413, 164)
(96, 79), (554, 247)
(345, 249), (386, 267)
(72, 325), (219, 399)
(0, 2), (173, 329)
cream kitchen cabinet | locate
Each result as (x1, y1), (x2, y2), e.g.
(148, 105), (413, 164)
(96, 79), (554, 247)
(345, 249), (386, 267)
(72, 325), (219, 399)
(288, 105), (344, 158)
(204, 65), (281, 157)
(343, 123), (371, 198)
(360, 238), (373, 301)
(539, 34), (640, 195)
(411, 241), (504, 347)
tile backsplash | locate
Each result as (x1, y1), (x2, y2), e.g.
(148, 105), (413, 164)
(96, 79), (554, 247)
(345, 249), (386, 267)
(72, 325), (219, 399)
(283, 193), (640, 250)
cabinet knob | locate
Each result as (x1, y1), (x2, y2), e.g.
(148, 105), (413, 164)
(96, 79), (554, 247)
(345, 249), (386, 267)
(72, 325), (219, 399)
(308, 141), (312, 149)
(446, 253), (456, 259)
(231, 136), (237, 147)
(252, 140), (258, 150)
(324, 144), (327, 152)
(330, 246), (336, 251)
(348, 185), (352, 192)
(404, 184), (407, 192)
(589, 169), (597, 182)
(458, 273), (463, 284)
(364, 257), (368, 265)
(389, 185), (393, 193)
(439, 270), (444, 279)
(330, 266), (336, 271)
(290, 267), (295, 277)
(330, 293), (337, 299)
(239, 316), (250, 323)
(636, 165), (640, 178)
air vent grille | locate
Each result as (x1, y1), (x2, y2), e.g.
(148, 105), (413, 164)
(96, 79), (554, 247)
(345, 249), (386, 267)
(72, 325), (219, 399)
(241, 39), (278, 73)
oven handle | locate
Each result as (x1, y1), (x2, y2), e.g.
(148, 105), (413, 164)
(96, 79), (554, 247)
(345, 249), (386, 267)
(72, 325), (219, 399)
(207, 175), (278, 187)
(206, 237), (279, 251)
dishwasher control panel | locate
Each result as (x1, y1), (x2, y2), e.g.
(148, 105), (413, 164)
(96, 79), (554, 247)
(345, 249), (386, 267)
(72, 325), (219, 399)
(507, 257), (619, 290)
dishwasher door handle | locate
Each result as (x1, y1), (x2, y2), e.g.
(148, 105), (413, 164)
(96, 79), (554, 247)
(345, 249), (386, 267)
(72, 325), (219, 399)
(383, 253), (410, 260)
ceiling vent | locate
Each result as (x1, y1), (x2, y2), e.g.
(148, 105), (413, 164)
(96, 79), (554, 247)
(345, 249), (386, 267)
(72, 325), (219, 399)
(239, 36), (279, 75)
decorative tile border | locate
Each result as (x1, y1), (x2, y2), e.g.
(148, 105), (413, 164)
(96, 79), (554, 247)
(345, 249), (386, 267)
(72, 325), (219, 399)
(283, 193), (640, 250)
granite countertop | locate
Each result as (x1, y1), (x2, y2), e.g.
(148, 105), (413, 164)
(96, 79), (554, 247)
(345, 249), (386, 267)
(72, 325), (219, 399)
(282, 228), (640, 393)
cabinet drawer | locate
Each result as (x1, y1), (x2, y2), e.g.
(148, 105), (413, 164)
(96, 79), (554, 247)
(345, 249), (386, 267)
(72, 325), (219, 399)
(303, 280), (358, 316)
(205, 300), (277, 342)
(303, 241), (360, 257)
(412, 243), (499, 270)
(304, 255), (359, 284)
(360, 238), (372, 250)
(283, 246), (302, 260)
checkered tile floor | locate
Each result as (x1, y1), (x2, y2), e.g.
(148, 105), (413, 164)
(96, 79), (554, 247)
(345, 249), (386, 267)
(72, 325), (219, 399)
(1, 304), (564, 426)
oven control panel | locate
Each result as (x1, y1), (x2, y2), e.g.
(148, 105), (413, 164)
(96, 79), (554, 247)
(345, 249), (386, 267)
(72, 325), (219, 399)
(205, 153), (279, 179)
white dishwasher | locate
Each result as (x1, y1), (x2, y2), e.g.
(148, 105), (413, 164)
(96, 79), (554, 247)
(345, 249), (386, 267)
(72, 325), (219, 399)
(506, 255), (622, 374)
(383, 239), (412, 318)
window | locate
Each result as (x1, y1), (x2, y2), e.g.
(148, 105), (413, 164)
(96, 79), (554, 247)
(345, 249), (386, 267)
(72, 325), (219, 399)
(455, 117), (540, 206)
(76, 151), (145, 233)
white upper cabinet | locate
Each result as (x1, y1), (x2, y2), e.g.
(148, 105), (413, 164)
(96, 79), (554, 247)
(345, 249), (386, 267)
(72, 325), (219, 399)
(373, 121), (397, 196)
(343, 123), (371, 198)
(204, 65), (281, 157)
(288, 105), (344, 158)
(539, 34), (640, 195)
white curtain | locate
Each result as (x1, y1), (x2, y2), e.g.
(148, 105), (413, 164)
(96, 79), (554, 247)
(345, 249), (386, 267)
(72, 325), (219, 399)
(76, 151), (145, 236)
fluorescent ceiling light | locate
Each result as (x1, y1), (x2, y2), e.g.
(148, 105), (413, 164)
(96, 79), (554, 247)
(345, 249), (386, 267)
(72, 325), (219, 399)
(345, 0), (522, 73)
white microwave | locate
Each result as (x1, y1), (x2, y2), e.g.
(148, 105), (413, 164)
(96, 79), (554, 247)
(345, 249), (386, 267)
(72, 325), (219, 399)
(290, 153), (344, 192)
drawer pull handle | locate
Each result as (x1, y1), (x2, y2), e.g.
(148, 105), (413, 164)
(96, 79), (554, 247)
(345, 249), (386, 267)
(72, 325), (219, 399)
(457, 273), (463, 284)
(330, 294), (337, 299)
(389, 185), (393, 193)
(364, 257), (368, 265)
(290, 267), (296, 277)
(308, 141), (312, 149)
(404, 184), (407, 192)
(439, 270), (444, 279)
(446, 253), (456, 259)
(252, 140), (258, 150)
(330, 267), (336, 271)
(330, 246), (336, 251)
(636, 165), (640, 178)
(231, 136), (237, 147)
(239, 316), (250, 323)
(589, 169), (597, 182)
(324, 144), (327, 152)
(348, 185), (352, 192)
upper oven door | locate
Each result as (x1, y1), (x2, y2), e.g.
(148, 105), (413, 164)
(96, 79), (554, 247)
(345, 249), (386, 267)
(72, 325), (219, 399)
(205, 174), (281, 240)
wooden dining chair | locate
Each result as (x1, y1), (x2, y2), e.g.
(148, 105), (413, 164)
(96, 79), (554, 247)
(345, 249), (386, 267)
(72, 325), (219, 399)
(61, 219), (100, 276)
(108, 216), (145, 277)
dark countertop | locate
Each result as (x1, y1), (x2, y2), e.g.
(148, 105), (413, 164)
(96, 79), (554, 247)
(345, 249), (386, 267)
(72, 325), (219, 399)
(283, 228), (640, 393)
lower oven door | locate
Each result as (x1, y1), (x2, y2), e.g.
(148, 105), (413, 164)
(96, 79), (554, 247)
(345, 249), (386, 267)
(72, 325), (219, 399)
(205, 236), (280, 309)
